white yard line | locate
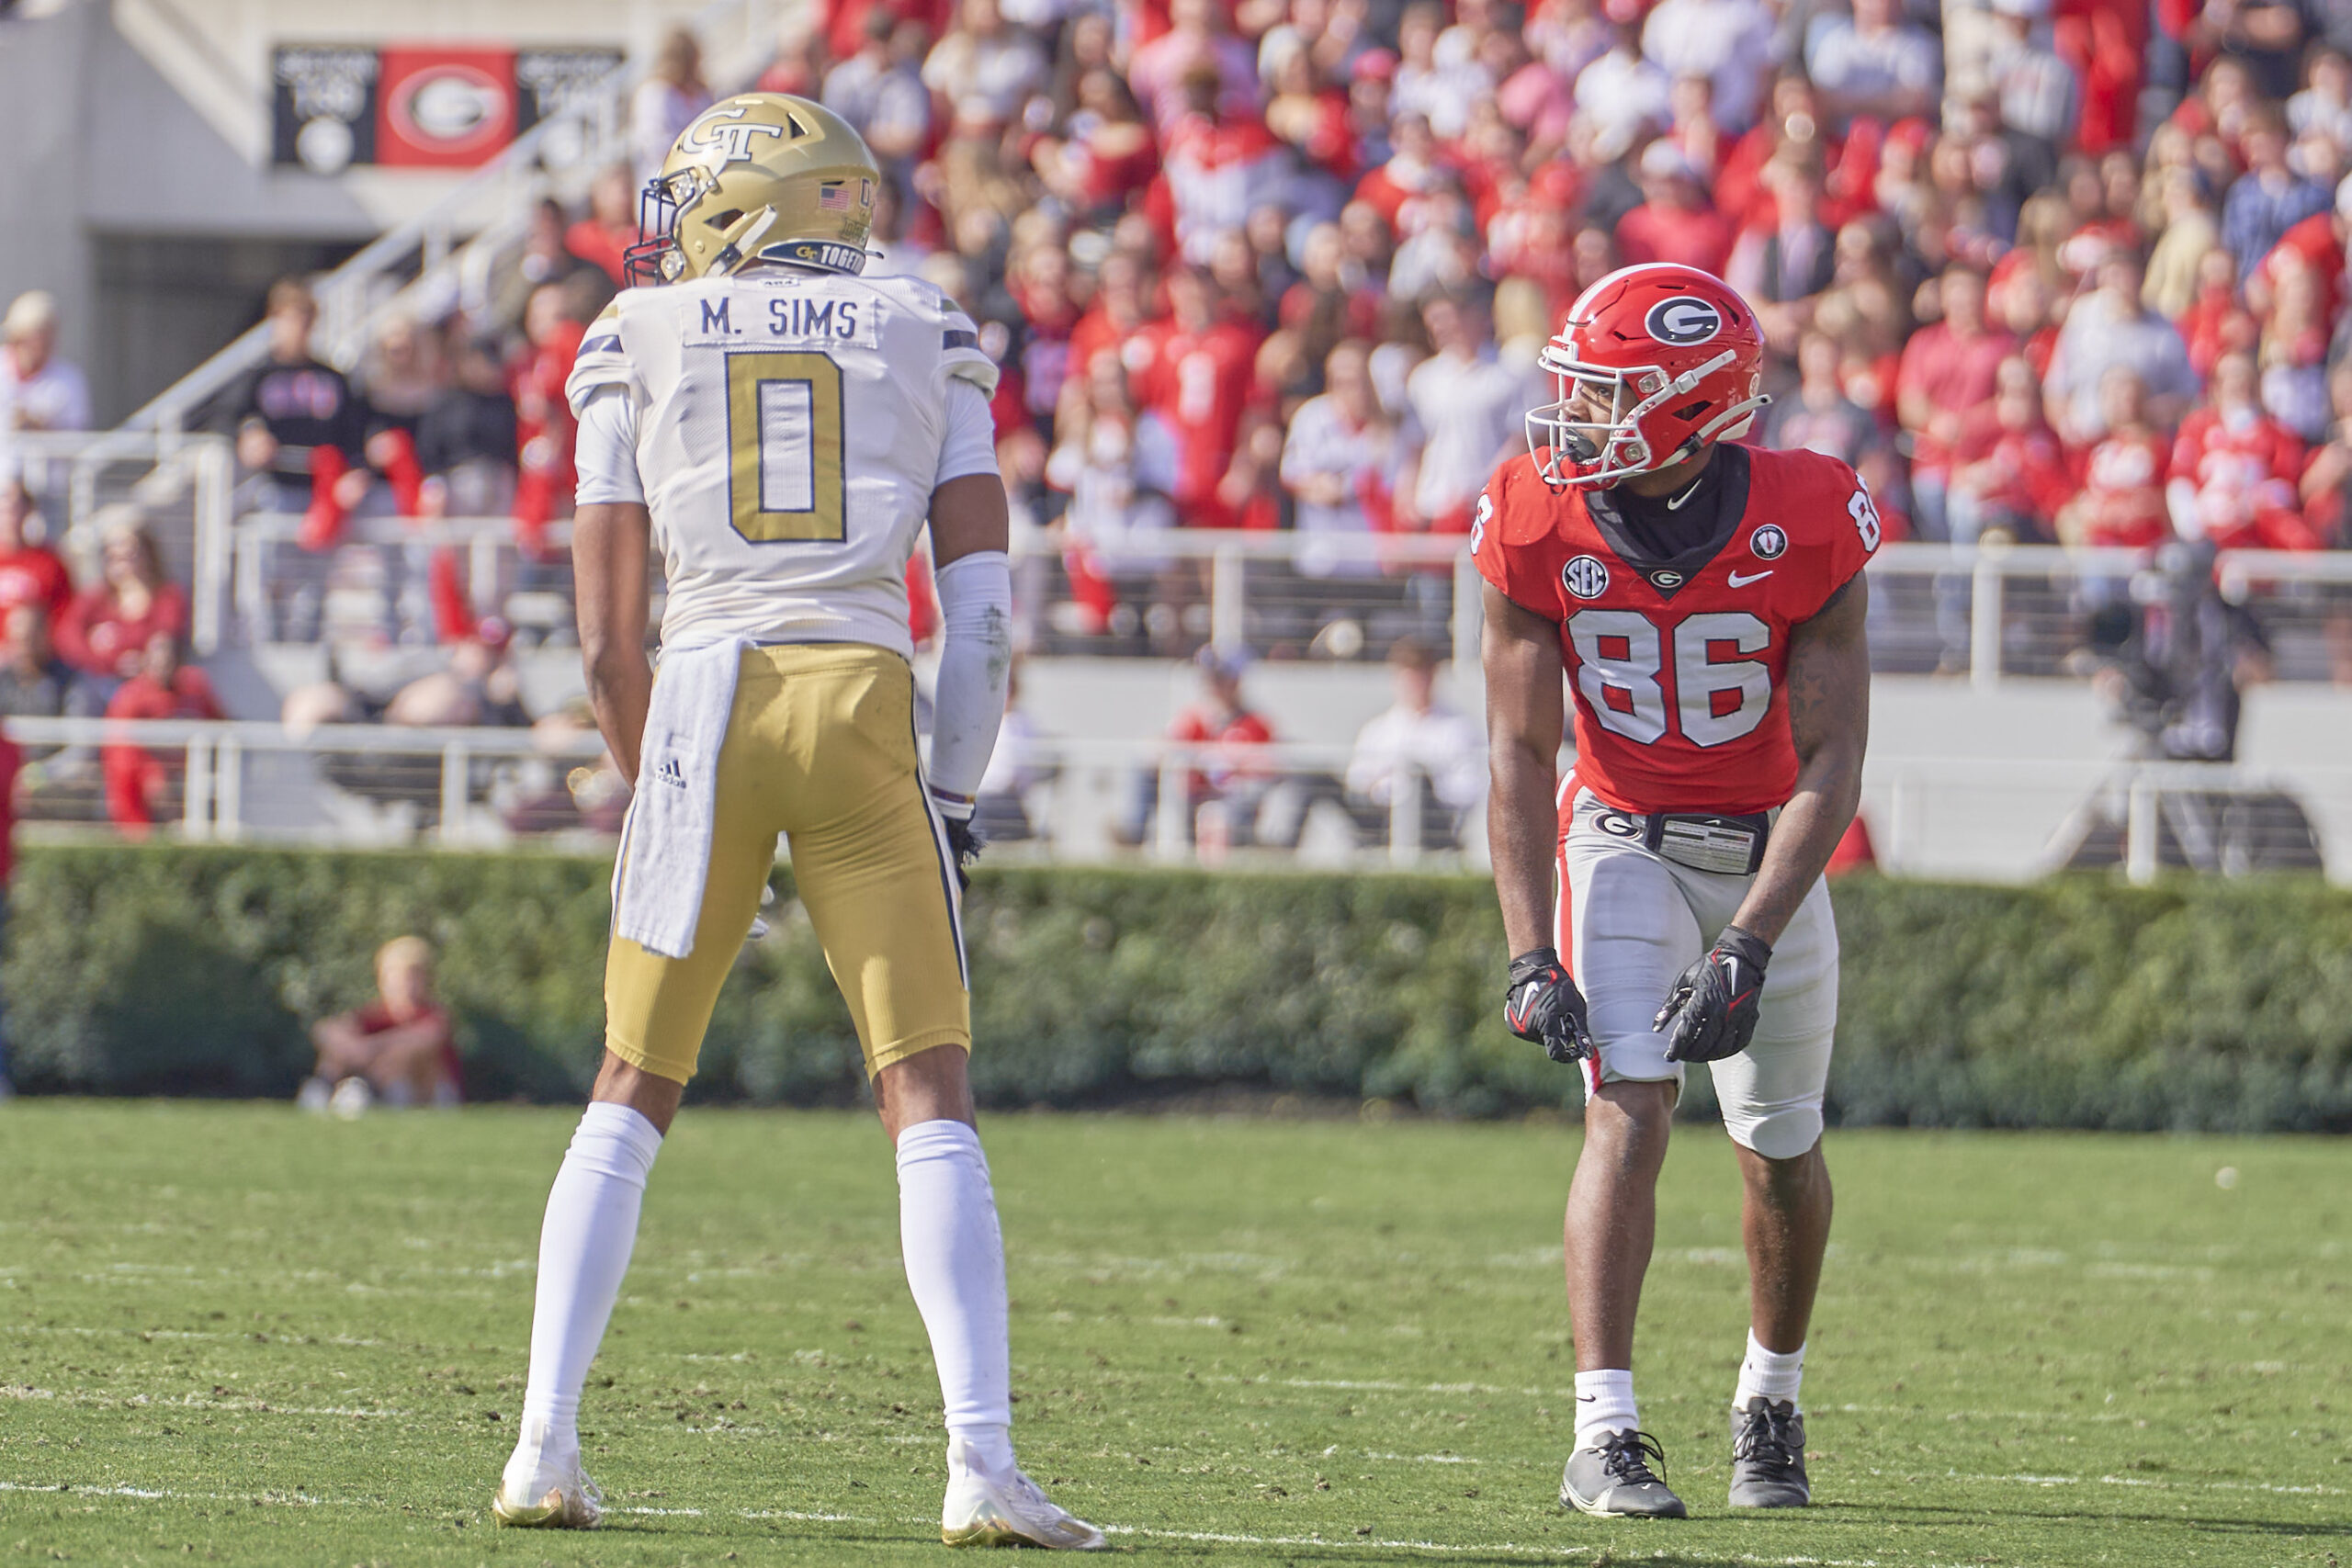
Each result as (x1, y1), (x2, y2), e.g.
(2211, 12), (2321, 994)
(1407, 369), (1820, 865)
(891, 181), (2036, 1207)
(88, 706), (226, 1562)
(0, 1481), (360, 1507)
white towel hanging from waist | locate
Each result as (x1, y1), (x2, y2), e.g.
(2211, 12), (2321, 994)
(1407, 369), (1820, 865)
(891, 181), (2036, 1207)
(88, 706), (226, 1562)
(612, 638), (746, 959)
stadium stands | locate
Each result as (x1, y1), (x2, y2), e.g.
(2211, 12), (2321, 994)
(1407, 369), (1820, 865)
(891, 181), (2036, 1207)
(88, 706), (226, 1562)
(10, 0), (2352, 870)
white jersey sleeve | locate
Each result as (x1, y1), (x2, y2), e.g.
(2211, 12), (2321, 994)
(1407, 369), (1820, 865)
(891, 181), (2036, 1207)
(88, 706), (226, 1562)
(588, 269), (1004, 659)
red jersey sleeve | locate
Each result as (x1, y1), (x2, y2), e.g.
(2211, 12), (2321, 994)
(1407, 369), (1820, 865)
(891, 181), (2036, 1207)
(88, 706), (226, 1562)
(1470, 455), (1564, 619)
(1774, 449), (1880, 622)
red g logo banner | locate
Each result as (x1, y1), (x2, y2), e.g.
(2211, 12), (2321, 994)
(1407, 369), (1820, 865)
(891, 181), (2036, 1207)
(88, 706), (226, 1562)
(376, 47), (516, 166)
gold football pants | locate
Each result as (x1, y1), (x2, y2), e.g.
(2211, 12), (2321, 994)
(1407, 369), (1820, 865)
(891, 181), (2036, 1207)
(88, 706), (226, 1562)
(604, 643), (969, 1084)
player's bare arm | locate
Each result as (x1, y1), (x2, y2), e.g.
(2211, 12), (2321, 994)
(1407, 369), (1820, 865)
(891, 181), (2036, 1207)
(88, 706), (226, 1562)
(1482, 580), (1595, 1064)
(1728, 571), (1871, 945)
(571, 499), (654, 784)
(1483, 581), (1566, 956)
(928, 471), (1011, 565)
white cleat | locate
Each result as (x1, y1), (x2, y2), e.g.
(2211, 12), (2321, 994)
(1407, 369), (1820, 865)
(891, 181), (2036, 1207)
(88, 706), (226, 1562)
(492, 1422), (602, 1529)
(490, 1464), (602, 1529)
(328, 1077), (374, 1119)
(942, 1467), (1106, 1550)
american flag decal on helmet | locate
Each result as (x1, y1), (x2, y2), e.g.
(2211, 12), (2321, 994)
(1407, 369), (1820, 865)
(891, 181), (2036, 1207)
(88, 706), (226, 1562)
(818, 182), (852, 211)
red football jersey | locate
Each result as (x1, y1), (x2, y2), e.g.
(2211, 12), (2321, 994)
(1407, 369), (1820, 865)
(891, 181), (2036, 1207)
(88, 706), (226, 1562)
(1475, 445), (1878, 817)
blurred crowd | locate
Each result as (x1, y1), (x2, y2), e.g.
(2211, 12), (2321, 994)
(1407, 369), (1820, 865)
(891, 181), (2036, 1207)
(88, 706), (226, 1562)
(17, 0), (2352, 843)
(763, 0), (2352, 671)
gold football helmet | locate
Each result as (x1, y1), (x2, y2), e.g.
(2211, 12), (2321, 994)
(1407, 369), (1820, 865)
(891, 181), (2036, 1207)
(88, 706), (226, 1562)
(625, 93), (882, 286)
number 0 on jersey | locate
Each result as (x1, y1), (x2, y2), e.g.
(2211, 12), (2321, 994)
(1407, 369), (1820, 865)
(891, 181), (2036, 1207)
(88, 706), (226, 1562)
(726, 350), (847, 542)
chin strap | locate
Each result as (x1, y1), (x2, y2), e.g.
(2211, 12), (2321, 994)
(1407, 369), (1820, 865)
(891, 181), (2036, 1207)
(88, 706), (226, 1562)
(707, 208), (779, 277)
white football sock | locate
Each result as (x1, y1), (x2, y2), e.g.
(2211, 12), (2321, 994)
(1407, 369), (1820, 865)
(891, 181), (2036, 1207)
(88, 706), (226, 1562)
(506, 1101), (663, 1494)
(1573, 1368), (1638, 1450)
(895, 1118), (1016, 1480)
(1734, 1330), (1805, 1411)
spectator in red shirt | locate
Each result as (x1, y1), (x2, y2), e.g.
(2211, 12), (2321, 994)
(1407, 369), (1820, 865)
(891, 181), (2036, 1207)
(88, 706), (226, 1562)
(1950, 355), (2078, 547)
(55, 516), (188, 694)
(1894, 264), (2018, 540)
(512, 283), (585, 560)
(100, 632), (223, 837)
(1135, 266), (1263, 529)
(297, 935), (463, 1114)
(1161, 67), (1292, 265)
(1353, 111), (1453, 231)
(1115, 645), (1278, 848)
(2166, 348), (2321, 550)
(2059, 367), (2174, 550)
(1032, 71), (1160, 222)
(1615, 140), (1736, 275)
(563, 164), (639, 288)
(0, 477), (71, 624)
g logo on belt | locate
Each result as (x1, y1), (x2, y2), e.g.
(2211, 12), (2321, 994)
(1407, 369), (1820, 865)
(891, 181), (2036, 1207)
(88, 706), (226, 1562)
(1593, 809), (1642, 839)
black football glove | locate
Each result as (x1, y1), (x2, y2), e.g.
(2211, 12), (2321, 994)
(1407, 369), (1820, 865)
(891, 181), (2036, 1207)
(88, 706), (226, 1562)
(1505, 947), (1596, 1065)
(932, 793), (985, 891)
(1654, 925), (1772, 1063)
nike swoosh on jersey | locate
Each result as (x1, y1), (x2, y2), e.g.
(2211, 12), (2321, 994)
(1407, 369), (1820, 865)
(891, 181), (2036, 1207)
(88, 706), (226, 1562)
(1666, 479), (1704, 510)
(1727, 570), (1774, 587)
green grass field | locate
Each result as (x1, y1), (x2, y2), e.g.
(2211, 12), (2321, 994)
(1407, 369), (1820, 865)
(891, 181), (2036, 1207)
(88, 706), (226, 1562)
(0, 1103), (2344, 1566)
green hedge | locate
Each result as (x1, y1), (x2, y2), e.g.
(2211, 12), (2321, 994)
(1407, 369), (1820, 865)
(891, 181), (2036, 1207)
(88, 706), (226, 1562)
(6, 846), (2350, 1131)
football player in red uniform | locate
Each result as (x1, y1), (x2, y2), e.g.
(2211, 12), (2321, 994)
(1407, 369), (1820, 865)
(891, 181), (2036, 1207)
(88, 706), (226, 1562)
(1479, 263), (1874, 1518)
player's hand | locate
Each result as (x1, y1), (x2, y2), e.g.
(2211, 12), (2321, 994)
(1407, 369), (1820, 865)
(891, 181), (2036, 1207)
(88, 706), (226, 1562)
(1655, 926), (1772, 1063)
(1504, 947), (1595, 1065)
(930, 789), (984, 890)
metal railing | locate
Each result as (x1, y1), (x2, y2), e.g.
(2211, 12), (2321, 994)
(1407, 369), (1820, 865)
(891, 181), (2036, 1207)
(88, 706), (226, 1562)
(8, 716), (606, 848)
(209, 506), (2352, 684)
(4, 430), (236, 654)
(11, 714), (2347, 884)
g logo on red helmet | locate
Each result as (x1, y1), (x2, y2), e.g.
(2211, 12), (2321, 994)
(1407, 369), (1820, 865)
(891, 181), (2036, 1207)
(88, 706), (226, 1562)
(1644, 297), (1723, 346)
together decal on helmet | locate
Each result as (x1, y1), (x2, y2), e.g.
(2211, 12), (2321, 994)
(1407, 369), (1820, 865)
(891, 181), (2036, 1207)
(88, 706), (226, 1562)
(1526, 263), (1771, 489)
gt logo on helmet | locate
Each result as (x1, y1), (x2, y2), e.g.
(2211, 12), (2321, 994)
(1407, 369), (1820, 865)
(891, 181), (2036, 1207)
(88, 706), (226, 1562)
(687, 114), (785, 164)
(1645, 297), (1723, 346)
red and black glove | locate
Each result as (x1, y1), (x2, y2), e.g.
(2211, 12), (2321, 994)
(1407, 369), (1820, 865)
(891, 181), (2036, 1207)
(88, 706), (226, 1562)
(1505, 947), (1595, 1065)
(1655, 925), (1772, 1063)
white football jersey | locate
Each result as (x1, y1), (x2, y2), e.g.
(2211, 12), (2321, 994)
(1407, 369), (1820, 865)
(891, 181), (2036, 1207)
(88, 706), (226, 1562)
(565, 266), (999, 659)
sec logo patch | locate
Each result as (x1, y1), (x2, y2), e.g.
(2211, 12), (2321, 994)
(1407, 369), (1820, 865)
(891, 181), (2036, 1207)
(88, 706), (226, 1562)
(1749, 524), (1788, 559)
(1562, 555), (1611, 599)
(1645, 296), (1723, 346)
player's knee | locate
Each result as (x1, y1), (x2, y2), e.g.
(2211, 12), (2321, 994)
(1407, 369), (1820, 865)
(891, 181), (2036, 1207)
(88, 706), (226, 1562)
(1733, 1118), (1826, 1187)
(1585, 1078), (1677, 1158)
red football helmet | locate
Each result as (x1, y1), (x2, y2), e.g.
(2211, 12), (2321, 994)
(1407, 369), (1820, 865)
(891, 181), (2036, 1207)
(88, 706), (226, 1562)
(1527, 263), (1770, 488)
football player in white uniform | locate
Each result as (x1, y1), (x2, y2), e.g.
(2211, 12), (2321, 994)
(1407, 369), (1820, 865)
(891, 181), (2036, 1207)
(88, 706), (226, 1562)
(489, 95), (1103, 1550)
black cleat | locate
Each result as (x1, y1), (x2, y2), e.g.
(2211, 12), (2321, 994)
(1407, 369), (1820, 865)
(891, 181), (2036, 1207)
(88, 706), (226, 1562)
(1560, 1428), (1687, 1517)
(1727, 1397), (1810, 1507)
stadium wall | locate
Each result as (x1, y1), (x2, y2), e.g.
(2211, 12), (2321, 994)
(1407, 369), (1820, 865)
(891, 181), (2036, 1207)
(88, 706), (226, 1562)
(8, 845), (2351, 1133)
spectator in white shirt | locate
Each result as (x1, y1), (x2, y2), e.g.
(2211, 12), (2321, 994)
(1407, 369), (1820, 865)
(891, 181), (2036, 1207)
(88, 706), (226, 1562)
(1402, 290), (1524, 531)
(0, 292), (87, 435)
(1344, 636), (1485, 849)
(1804, 0), (1941, 129)
(2, 292), (93, 502)
(2043, 249), (2201, 443)
(824, 9), (934, 209)
(1280, 340), (1412, 577)
(1572, 22), (1674, 153)
(1640, 0), (1775, 133)
(923, 0), (1052, 134)
(630, 28), (712, 188)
